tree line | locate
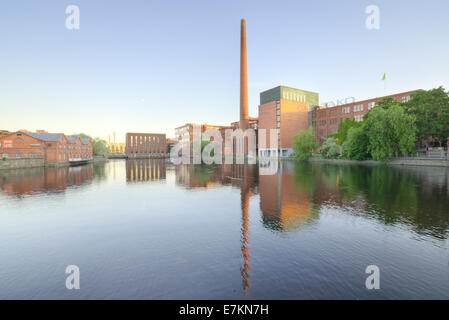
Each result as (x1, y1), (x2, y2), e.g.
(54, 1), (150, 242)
(293, 87), (449, 162)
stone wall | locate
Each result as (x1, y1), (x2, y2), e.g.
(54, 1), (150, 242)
(0, 157), (45, 170)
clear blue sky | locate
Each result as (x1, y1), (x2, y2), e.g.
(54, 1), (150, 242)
(1, 0), (448, 141)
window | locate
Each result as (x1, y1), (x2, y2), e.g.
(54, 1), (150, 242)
(402, 96), (406, 103)
(355, 114), (364, 122)
(354, 104), (364, 112)
(342, 106), (350, 114)
(368, 102), (376, 110)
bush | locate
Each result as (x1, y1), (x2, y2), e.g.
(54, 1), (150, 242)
(293, 128), (318, 161)
(342, 127), (370, 160)
(321, 137), (342, 159)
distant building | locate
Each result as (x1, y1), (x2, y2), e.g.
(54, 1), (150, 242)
(230, 117), (258, 130)
(258, 86), (319, 158)
(311, 90), (420, 143)
(0, 131), (93, 165)
(125, 133), (166, 158)
(174, 123), (234, 155)
(109, 142), (126, 154)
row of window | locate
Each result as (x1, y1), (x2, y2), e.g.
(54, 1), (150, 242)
(282, 91), (306, 103)
(316, 114), (364, 126)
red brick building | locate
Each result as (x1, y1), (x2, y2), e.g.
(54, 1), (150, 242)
(311, 90), (420, 143)
(0, 131), (93, 165)
(67, 135), (83, 160)
(258, 86), (319, 158)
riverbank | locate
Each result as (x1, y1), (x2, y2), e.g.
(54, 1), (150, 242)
(0, 157), (44, 170)
(0, 157), (108, 170)
(309, 157), (449, 167)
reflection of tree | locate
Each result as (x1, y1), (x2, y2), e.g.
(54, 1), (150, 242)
(93, 164), (107, 182)
(363, 166), (418, 224)
(292, 162), (449, 239)
(193, 165), (215, 185)
(293, 161), (319, 193)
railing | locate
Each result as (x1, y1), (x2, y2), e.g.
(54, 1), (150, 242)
(397, 150), (448, 160)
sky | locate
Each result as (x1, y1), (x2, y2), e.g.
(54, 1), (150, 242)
(1, 0), (449, 141)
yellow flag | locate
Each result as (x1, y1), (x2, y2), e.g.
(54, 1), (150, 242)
(382, 73), (386, 81)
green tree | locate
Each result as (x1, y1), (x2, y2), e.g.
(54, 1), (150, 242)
(342, 126), (370, 160)
(320, 137), (342, 159)
(405, 87), (449, 146)
(373, 97), (403, 110)
(293, 128), (318, 160)
(74, 133), (108, 156)
(332, 118), (362, 144)
(364, 104), (417, 161)
(92, 138), (109, 156)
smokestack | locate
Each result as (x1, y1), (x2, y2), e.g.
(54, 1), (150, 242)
(240, 19), (249, 130)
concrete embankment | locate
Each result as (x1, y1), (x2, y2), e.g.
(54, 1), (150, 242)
(309, 157), (449, 167)
(309, 158), (381, 166)
(0, 158), (45, 170)
(387, 158), (449, 167)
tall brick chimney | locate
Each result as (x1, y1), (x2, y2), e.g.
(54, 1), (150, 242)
(240, 19), (249, 130)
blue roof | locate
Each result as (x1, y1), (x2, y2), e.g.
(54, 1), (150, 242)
(81, 138), (91, 145)
(67, 135), (80, 144)
(25, 132), (64, 142)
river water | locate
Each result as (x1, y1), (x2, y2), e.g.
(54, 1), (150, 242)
(0, 159), (448, 299)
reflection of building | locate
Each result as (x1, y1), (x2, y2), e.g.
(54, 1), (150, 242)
(126, 133), (167, 158)
(175, 164), (227, 189)
(259, 161), (314, 231)
(0, 164), (93, 196)
(259, 86), (319, 158)
(126, 159), (166, 182)
(175, 163), (257, 295)
(109, 142), (126, 154)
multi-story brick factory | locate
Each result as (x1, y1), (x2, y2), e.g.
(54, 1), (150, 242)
(173, 19), (422, 158)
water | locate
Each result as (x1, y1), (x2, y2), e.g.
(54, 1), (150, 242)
(0, 160), (448, 299)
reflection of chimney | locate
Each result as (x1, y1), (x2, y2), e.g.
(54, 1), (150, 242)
(239, 19), (249, 131)
(240, 165), (251, 296)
